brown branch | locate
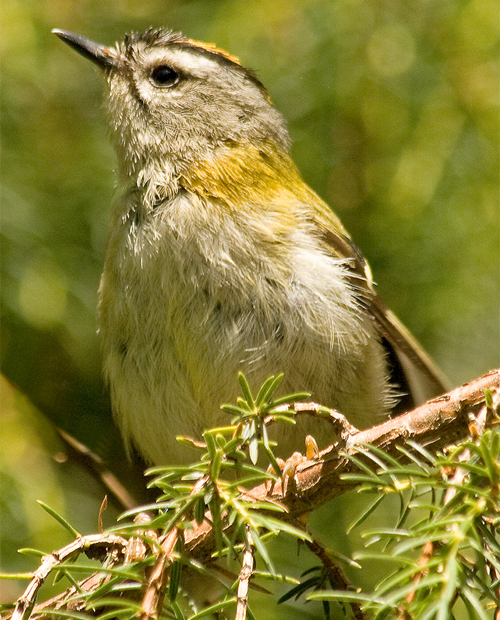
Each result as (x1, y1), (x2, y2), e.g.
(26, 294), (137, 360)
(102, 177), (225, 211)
(186, 369), (500, 555)
(397, 540), (434, 619)
(304, 535), (369, 620)
(12, 534), (128, 620)
(235, 526), (254, 620)
(56, 427), (146, 510)
(274, 369), (499, 510)
(140, 528), (179, 620)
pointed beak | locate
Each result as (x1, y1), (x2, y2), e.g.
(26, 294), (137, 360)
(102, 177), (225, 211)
(52, 29), (118, 70)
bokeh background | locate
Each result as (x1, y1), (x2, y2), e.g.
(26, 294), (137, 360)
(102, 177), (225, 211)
(1, 0), (498, 617)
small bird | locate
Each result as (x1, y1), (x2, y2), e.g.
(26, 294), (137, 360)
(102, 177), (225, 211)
(53, 28), (448, 466)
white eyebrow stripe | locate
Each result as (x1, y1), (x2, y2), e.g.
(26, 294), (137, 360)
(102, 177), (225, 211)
(143, 47), (225, 77)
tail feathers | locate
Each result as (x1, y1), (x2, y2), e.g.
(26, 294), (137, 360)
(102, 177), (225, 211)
(370, 296), (451, 413)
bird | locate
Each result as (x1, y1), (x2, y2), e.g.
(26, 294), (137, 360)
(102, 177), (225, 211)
(53, 27), (449, 466)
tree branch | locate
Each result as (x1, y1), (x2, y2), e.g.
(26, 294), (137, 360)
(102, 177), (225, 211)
(12, 534), (128, 620)
(186, 369), (500, 554)
(235, 526), (254, 620)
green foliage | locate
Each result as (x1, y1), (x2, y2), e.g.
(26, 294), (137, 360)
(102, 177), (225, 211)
(307, 433), (500, 618)
(220, 372), (310, 467)
(2, 376), (499, 619)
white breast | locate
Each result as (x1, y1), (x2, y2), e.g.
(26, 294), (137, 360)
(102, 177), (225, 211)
(98, 191), (391, 464)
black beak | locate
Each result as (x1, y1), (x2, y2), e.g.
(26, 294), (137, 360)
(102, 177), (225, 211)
(52, 29), (118, 70)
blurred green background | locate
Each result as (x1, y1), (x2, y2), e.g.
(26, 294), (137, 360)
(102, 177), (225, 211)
(1, 0), (498, 616)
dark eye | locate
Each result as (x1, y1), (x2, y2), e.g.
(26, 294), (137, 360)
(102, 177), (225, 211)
(150, 65), (179, 88)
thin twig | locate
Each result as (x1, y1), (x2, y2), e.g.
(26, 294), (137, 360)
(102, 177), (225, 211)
(235, 526), (255, 620)
(12, 534), (128, 620)
(140, 528), (179, 620)
(443, 385), (497, 504)
(399, 384), (500, 616)
(140, 475), (212, 619)
(304, 534), (369, 620)
(397, 540), (434, 618)
(479, 388), (500, 615)
(57, 427), (145, 510)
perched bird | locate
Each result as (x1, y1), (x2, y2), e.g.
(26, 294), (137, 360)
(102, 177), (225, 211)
(53, 28), (448, 466)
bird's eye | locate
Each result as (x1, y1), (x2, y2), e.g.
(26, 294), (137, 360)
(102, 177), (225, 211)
(150, 65), (179, 88)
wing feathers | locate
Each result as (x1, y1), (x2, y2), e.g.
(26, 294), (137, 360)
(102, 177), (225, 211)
(311, 210), (450, 408)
